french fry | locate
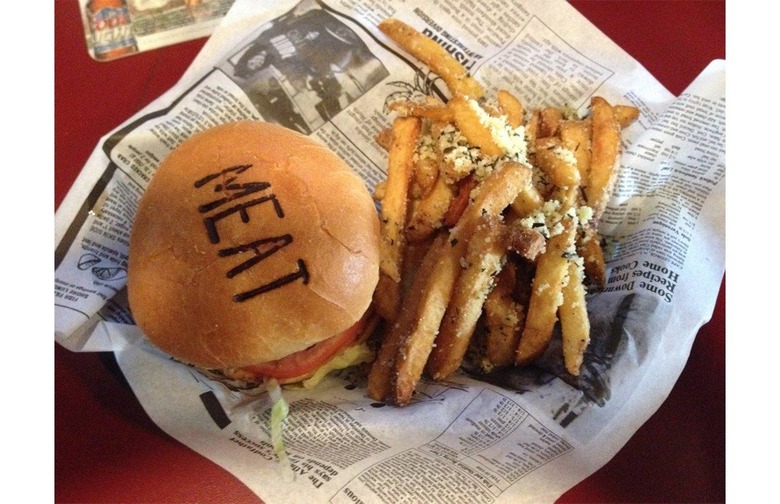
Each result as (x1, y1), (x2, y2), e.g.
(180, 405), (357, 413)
(512, 258), (536, 310)
(510, 179), (545, 218)
(378, 19), (484, 99)
(525, 109), (540, 146)
(375, 127), (394, 152)
(392, 162), (530, 405)
(389, 99), (455, 123)
(442, 175), (477, 227)
(515, 220), (576, 365)
(372, 180), (386, 201)
(497, 89), (525, 128)
(372, 273), (402, 321)
(483, 262), (523, 369)
(374, 117), (421, 320)
(481, 101), (502, 119)
(427, 215), (508, 380)
(485, 257), (536, 370)
(559, 259), (590, 376)
(411, 148), (439, 198)
(578, 227), (607, 289)
(406, 172), (455, 242)
(505, 224), (546, 262)
(550, 184), (581, 213)
(452, 162), (531, 240)
(433, 122), (474, 185)
(379, 116), (422, 283)
(391, 233), (461, 405)
(448, 95), (504, 157)
(539, 107), (563, 138)
(559, 119), (592, 184)
(533, 138), (581, 188)
(586, 97), (621, 219)
(401, 234), (437, 283)
(614, 104), (640, 129)
(368, 233), (448, 401)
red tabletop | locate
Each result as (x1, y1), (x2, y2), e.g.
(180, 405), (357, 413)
(55, 1), (725, 502)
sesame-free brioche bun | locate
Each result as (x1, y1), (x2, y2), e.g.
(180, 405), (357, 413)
(127, 121), (380, 370)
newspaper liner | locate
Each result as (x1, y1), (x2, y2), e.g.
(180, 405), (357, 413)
(54, 0), (725, 502)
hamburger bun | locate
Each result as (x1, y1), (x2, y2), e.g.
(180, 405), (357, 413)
(127, 121), (380, 371)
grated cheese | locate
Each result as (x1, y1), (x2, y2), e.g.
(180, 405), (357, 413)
(552, 146), (577, 167)
(436, 124), (498, 181)
(518, 199), (594, 238)
(468, 98), (528, 164)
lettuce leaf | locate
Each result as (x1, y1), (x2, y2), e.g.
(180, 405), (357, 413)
(265, 377), (295, 481)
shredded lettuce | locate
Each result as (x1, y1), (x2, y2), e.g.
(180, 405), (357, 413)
(298, 343), (374, 389)
(265, 377), (295, 482)
(261, 344), (374, 480)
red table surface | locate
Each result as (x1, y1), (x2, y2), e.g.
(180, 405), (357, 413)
(55, 1), (726, 502)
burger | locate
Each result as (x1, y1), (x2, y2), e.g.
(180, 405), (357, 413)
(127, 121), (380, 387)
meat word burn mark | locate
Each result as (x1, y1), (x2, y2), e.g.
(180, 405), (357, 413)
(193, 164), (310, 302)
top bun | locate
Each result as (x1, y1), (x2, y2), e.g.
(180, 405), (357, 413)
(127, 121), (380, 369)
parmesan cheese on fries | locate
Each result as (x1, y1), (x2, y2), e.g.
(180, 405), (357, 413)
(369, 18), (639, 405)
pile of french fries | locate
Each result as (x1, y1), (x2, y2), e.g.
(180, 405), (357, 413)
(368, 19), (639, 406)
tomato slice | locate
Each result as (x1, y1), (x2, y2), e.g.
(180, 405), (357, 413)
(241, 315), (369, 380)
(443, 175), (476, 227)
